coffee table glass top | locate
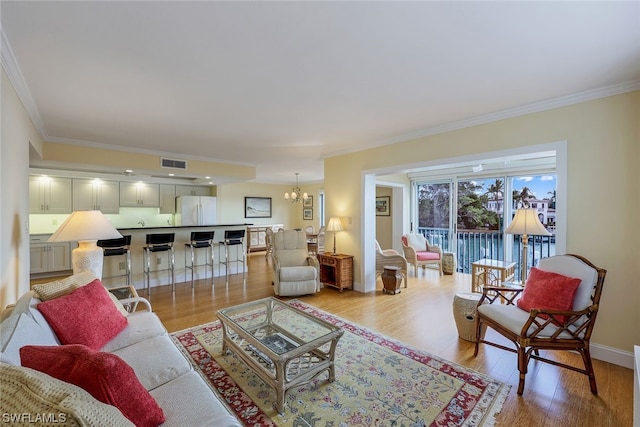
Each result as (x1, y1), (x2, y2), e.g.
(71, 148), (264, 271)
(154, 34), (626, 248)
(217, 297), (340, 354)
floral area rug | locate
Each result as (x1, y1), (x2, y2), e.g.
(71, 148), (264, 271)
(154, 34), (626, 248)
(170, 300), (510, 426)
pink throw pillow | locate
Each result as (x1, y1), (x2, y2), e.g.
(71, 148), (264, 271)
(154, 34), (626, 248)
(516, 267), (582, 324)
(37, 279), (127, 350)
(21, 344), (165, 427)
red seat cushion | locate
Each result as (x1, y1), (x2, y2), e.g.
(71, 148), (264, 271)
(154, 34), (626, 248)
(416, 251), (440, 261)
(21, 344), (165, 427)
(516, 267), (582, 324)
(37, 279), (127, 350)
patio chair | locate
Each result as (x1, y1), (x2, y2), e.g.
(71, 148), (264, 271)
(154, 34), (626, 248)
(401, 233), (443, 275)
(474, 254), (607, 395)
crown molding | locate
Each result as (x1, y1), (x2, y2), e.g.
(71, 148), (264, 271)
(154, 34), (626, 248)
(377, 80), (640, 146)
(45, 135), (254, 167)
(324, 80), (640, 159)
(3, 26), (637, 163)
(1, 28), (48, 140)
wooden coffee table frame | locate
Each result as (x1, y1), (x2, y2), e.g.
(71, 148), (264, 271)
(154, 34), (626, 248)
(217, 297), (343, 413)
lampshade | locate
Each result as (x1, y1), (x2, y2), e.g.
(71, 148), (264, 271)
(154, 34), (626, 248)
(505, 208), (551, 236)
(326, 217), (343, 232)
(48, 210), (122, 279)
(505, 208), (550, 284)
(326, 217), (343, 255)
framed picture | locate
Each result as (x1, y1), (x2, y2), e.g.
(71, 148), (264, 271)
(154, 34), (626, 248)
(303, 208), (313, 220)
(245, 197), (272, 218)
(303, 195), (313, 207)
(376, 196), (390, 216)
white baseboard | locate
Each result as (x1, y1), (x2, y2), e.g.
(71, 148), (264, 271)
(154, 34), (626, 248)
(591, 342), (634, 370)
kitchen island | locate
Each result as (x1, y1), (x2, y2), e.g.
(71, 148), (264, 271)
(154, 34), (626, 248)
(99, 224), (251, 291)
(31, 223), (252, 289)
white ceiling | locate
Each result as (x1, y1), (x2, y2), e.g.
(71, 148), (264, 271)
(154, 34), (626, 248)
(2, 1), (639, 184)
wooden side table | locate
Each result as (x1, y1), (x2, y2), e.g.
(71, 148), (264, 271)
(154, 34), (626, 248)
(381, 266), (402, 294)
(471, 258), (515, 293)
(317, 253), (354, 292)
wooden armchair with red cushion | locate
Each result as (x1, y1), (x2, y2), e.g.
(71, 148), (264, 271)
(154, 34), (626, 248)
(401, 234), (443, 275)
(474, 254), (607, 395)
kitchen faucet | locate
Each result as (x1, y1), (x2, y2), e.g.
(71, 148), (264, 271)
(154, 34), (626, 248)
(138, 219), (145, 227)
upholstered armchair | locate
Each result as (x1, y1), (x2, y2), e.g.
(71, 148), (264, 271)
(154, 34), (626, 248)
(401, 234), (443, 275)
(271, 230), (320, 296)
(474, 254), (607, 395)
(375, 241), (408, 288)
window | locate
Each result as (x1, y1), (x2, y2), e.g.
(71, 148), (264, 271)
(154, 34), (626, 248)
(414, 172), (556, 280)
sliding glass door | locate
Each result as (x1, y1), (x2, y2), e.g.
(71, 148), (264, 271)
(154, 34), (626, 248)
(414, 173), (556, 279)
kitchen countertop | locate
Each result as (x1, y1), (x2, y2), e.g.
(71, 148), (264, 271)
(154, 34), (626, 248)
(115, 223), (253, 231)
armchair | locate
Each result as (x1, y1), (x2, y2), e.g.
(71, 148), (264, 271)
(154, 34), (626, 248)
(271, 230), (320, 296)
(401, 234), (443, 275)
(474, 254), (606, 395)
(375, 241), (408, 288)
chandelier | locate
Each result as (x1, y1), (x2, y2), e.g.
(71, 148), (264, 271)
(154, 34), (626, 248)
(284, 172), (308, 203)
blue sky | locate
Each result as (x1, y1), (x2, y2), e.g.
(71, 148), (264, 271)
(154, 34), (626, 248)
(477, 174), (556, 200)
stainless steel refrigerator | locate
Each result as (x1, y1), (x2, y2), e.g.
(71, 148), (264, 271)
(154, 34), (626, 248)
(175, 196), (217, 226)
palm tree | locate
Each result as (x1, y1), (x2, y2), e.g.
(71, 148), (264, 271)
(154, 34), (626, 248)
(547, 190), (556, 209)
(486, 179), (504, 202)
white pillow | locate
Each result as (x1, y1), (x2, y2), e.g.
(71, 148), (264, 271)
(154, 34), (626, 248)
(406, 234), (426, 251)
(0, 313), (60, 365)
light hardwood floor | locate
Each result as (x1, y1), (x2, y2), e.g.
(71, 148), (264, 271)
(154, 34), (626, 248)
(35, 252), (634, 426)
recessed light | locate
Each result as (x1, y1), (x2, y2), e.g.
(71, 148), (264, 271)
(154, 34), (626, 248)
(168, 173), (175, 177)
(205, 176), (211, 179)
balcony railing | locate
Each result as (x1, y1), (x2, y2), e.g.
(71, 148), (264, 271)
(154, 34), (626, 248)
(417, 227), (555, 281)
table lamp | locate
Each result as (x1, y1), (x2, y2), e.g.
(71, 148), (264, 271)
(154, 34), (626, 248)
(505, 208), (551, 283)
(326, 217), (343, 255)
(47, 210), (122, 279)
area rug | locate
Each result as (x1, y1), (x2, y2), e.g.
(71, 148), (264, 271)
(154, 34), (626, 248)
(170, 300), (510, 426)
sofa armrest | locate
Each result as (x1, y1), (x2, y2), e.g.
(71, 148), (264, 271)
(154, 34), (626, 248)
(118, 297), (152, 312)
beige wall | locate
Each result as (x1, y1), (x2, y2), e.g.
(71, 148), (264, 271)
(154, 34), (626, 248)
(1, 70), (42, 308)
(42, 142), (255, 182)
(217, 181), (324, 230)
(325, 91), (640, 355)
(375, 187), (393, 249)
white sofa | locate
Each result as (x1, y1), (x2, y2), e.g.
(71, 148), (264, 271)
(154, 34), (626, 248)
(0, 275), (241, 427)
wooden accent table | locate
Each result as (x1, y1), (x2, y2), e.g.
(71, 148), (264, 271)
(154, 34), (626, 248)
(471, 258), (516, 293)
(317, 253), (354, 292)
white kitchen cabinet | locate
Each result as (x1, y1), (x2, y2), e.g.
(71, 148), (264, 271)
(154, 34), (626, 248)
(119, 182), (160, 207)
(159, 184), (177, 214)
(29, 235), (71, 274)
(73, 179), (120, 213)
(29, 176), (72, 214)
(175, 185), (211, 197)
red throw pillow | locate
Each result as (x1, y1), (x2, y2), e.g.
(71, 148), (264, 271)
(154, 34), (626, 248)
(37, 279), (127, 350)
(516, 267), (582, 324)
(20, 344), (165, 427)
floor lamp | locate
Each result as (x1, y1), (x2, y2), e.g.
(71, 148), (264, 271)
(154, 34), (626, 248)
(326, 217), (343, 255)
(505, 208), (551, 284)
(48, 210), (122, 279)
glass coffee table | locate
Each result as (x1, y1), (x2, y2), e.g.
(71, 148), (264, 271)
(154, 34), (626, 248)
(217, 297), (343, 413)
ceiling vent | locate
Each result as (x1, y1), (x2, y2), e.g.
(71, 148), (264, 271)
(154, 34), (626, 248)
(160, 158), (187, 170)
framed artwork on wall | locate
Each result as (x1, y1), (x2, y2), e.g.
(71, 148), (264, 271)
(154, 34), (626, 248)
(245, 197), (272, 218)
(376, 196), (390, 216)
(303, 195), (313, 207)
(303, 208), (313, 220)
